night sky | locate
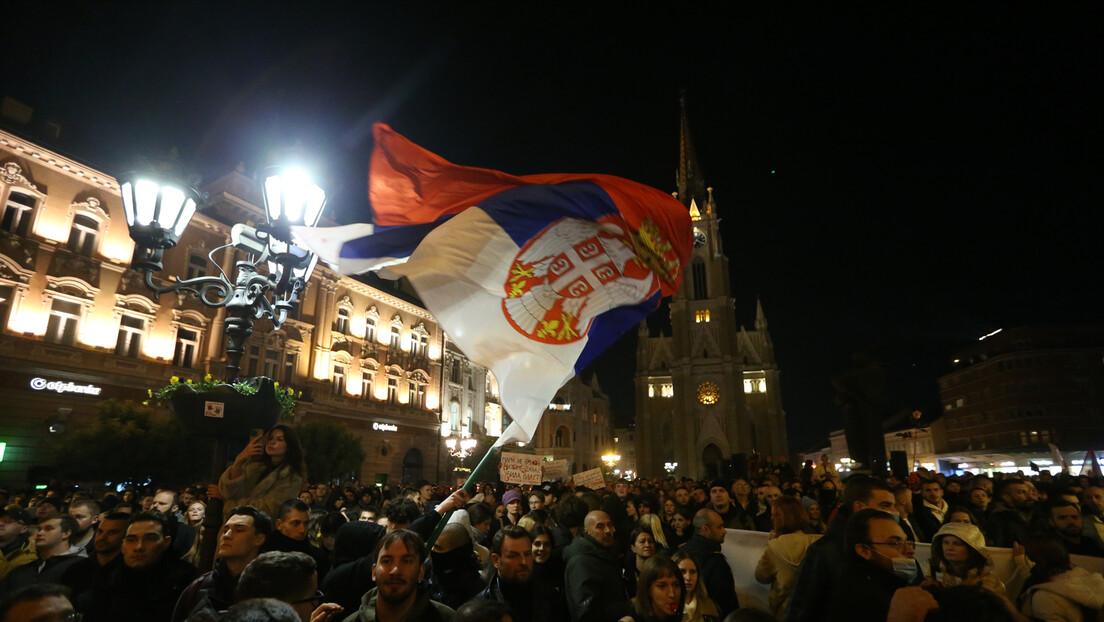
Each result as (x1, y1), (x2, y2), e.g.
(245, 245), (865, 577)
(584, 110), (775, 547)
(3, 3), (1101, 451)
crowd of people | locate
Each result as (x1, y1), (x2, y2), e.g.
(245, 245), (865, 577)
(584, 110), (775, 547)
(1, 426), (1103, 622)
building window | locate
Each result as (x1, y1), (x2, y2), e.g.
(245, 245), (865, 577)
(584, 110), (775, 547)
(45, 299), (81, 346)
(411, 331), (428, 358)
(264, 348), (281, 379)
(115, 315), (145, 358)
(389, 325), (401, 350)
(246, 345), (262, 377)
(333, 364), (346, 395)
(335, 308), (350, 335)
(695, 310), (710, 323)
(450, 359), (461, 384)
(691, 259), (707, 300)
(1, 191), (35, 236)
(283, 352), (297, 384)
(387, 377), (398, 404)
(186, 254), (207, 280)
(67, 214), (99, 256)
(450, 402), (460, 432)
(174, 328), (199, 368)
(549, 396), (571, 411)
(0, 284), (13, 330)
(361, 370), (374, 398)
(365, 316), (377, 342)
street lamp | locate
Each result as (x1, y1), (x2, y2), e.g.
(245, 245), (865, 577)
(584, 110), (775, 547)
(120, 166), (326, 379)
(601, 453), (621, 469)
(664, 461), (678, 474)
(445, 436), (478, 460)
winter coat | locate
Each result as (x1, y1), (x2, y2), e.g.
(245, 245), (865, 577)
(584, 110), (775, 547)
(783, 511), (848, 622)
(342, 586), (455, 622)
(474, 571), (566, 622)
(985, 502), (1033, 549)
(1021, 567), (1104, 622)
(0, 547), (94, 597)
(825, 554), (920, 622)
(217, 459), (303, 521)
(754, 532), (821, 618)
(681, 534), (739, 619)
(562, 533), (634, 622)
(262, 530), (330, 580)
(0, 537), (36, 582)
(77, 554), (197, 622)
(171, 559), (238, 622)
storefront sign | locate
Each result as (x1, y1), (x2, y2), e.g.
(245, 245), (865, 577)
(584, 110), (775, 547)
(372, 421), (398, 432)
(29, 377), (102, 396)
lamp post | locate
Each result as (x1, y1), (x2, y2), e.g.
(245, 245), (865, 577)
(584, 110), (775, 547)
(664, 461), (678, 475)
(601, 453), (620, 469)
(120, 165), (326, 570)
(445, 436), (478, 481)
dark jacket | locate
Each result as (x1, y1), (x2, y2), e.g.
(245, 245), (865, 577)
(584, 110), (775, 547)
(681, 534), (739, 618)
(262, 530), (330, 579)
(171, 558), (238, 622)
(783, 511), (848, 622)
(322, 556), (376, 616)
(342, 586), (455, 622)
(562, 533), (634, 622)
(425, 544), (486, 610)
(825, 554), (921, 621)
(474, 571), (566, 622)
(984, 502), (1033, 549)
(77, 555), (197, 622)
(0, 549), (94, 597)
(715, 504), (755, 531)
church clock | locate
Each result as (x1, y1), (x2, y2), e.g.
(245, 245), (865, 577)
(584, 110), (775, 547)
(693, 229), (707, 249)
(697, 381), (720, 405)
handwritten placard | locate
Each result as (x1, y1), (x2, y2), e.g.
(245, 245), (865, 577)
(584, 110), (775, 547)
(542, 459), (569, 481)
(499, 452), (543, 485)
(573, 467), (605, 490)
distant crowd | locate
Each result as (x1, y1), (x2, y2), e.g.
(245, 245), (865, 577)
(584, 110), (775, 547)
(1, 425), (1103, 621)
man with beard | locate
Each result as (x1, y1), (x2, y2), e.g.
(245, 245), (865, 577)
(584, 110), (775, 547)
(474, 526), (565, 622)
(67, 500), (100, 557)
(344, 530), (454, 621)
(985, 479), (1035, 548)
(563, 510), (634, 622)
(708, 481), (754, 530)
(1047, 499), (1104, 557)
(1082, 485), (1104, 549)
(90, 512), (129, 572)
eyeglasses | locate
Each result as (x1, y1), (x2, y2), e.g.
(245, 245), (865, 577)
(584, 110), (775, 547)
(867, 540), (915, 553)
(290, 590), (325, 608)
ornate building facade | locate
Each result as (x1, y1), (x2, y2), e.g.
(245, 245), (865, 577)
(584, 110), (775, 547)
(0, 126), (500, 489)
(528, 373), (613, 475)
(635, 102), (789, 479)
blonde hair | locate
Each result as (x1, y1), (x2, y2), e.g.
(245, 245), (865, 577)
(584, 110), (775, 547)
(639, 513), (669, 549)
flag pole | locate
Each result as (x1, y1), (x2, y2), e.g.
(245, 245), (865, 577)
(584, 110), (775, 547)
(424, 443), (502, 552)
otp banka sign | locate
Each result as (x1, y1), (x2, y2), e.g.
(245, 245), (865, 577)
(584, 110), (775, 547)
(29, 377), (103, 396)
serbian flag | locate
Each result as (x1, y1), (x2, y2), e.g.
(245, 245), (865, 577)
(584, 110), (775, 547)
(293, 124), (691, 445)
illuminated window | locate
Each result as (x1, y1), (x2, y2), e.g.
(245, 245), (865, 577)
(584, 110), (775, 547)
(1, 191), (35, 236)
(335, 308), (350, 335)
(365, 315), (377, 342)
(389, 325), (401, 350)
(45, 299), (81, 346)
(695, 310), (711, 323)
(173, 328), (199, 368)
(648, 384), (655, 397)
(186, 254), (207, 280)
(361, 370), (374, 398)
(661, 383), (673, 397)
(549, 396), (571, 411)
(0, 284), (14, 330)
(759, 379), (767, 393)
(387, 377), (398, 403)
(114, 315), (146, 358)
(67, 214), (99, 256)
(333, 364), (346, 395)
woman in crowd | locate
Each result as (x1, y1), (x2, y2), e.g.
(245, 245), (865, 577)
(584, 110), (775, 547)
(754, 495), (821, 619)
(633, 555), (685, 622)
(802, 497), (826, 535)
(928, 522), (1005, 592)
(626, 498), (640, 523)
(662, 498), (678, 524)
(668, 507), (693, 549)
(624, 527), (657, 597)
(638, 513), (670, 551)
(816, 478), (839, 516)
(213, 424), (307, 520)
(1020, 536), (1104, 621)
(185, 500), (205, 527)
(730, 479), (755, 516)
(492, 490), (523, 535)
(530, 525), (564, 596)
(670, 550), (719, 622)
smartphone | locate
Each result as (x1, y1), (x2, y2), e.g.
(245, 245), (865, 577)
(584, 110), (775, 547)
(249, 428), (265, 444)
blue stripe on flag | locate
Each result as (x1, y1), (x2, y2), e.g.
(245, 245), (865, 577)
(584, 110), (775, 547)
(574, 290), (663, 373)
(338, 218), (451, 260)
(475, 181), (620, 247)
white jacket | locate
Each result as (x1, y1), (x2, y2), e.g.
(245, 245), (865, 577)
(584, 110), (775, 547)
(1021, 567), (1104, 622)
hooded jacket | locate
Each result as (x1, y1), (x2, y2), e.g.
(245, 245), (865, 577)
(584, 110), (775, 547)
(0, 546), (94, 597)
(1021, 567), (1104, 621)
(342, 586), (455, 622)
(754, 532), (821, 618)
(562, 533), (634, 622)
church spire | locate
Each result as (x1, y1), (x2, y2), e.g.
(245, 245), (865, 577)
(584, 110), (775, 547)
(755, 296), (768, 331)
(677, 91), (709, 213)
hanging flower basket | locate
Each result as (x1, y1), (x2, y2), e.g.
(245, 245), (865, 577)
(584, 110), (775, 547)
(152, 375), (291, 438)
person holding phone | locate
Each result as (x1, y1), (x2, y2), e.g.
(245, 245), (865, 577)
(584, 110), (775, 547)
(210, 425), (307, 521)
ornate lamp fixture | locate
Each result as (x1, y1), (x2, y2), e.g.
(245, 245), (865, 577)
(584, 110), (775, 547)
(120, 167), (326, 378)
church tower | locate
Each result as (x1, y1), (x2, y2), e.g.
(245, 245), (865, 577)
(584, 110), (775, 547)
(635, 95), (789, 479)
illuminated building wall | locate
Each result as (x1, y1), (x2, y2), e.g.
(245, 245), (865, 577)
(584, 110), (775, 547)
(529, 374), (613, 475)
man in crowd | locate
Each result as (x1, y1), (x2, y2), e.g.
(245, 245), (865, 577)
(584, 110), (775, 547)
(1082, 485), (1104, 549)
(912, 479), (948, 540)
(475, 525), (564, 622)
(78, 510), (197, 621)
(235, 551), (343, 622)
(708, 481), (753, 530)
(893, 485), (925, 543)
(173, 506), (272, 621)
(0, 508), (34, 583)
(600, 479), (634, 551)
(827, 508), (923, 620)
(90, 512), (129, 572)
(985, 478), (1035, 548)
(0, 583), (79, 622)
(786, 476), (897, 622)
(152, 490), (198, 558)
(0, 515), (93, 597)
(1047, 499), (1104, 557)
(754, 485), (782, 531)
(67, 499), (100, 556)
(527, 491), (545, 512)
(674, 485), (691, 509)
(344, 530), (454, 621)
(682, 508), (739, 618)
(261, 499), (328, 579)
(563, 510), (634, 622)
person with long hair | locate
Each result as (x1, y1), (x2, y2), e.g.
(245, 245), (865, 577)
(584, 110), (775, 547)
(754, 495), (821, 619)
(213, 424), (306, 521)
(639, 513), (670, 551)
(670, 550), (719, 622)
(928, 522), (1029, 621)
(624, 527), (658, 597)
(185, 501), (206, 527)
(633, 555), (685, 622)
(1020, 536), (1104, 621)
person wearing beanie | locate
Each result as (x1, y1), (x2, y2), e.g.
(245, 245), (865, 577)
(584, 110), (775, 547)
(709, 480), (754, 530)
(492, 490), (524, 537)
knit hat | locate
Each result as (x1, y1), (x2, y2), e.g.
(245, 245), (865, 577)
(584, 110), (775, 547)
(801, 496), (819, 510)
(502, 490), (522, 506)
